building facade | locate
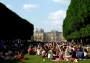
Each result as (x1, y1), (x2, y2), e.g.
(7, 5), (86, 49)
(34, 28), (66, 42)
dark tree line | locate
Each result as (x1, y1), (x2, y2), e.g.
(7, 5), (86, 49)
(0, 2), (34, 40)
(63, 0), (90, 43)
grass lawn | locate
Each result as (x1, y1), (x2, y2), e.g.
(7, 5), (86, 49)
(0, 54), (90, 63)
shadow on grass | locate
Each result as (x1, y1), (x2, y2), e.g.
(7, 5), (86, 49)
(0, 52), (29, 63)
(0, 60), (24, 63)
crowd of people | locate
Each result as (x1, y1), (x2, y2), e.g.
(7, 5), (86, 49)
(0, 40), (90, 62)
(27, 41), (90, 62)
(0, 40), (28, 60)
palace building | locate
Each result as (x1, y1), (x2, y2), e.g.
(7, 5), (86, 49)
(34, 28), (66, 42)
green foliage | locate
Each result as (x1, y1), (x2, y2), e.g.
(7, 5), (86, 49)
(63, 0), (90, 41)
(30, 36), (34, 42)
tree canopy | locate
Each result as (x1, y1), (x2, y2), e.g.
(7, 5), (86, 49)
(63, 0), (90, 42)
(0, 2), (34, 40)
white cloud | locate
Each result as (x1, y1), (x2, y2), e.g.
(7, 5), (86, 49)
(23, 4), (39, 9)
(42, 10), (66, 25)
(49, 10), (66, 20)
(52, 0), (70, 4)
(49, 10), (66, 25)
(52, 20), (63, 25)
(41, 10), (66, 32)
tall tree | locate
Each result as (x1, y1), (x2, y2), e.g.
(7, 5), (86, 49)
(63, 0), (90, 42)
(0, 2), (34, 40)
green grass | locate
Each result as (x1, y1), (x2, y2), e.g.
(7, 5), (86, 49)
(0, 54), (90, 63)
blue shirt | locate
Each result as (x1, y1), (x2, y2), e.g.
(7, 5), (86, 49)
(78, 51), (84, 59)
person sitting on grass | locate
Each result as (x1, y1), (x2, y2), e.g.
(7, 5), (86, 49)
(77, 49), (84, 60)
(64, 48), (70, 61)
(28, 47), (32, 55)
(0, 51), (6, 60)
(42, 48), (47, 58)
(69, 49), (76, 62)
(84, 49), (89, 59)
(37, 47), (41, 55)
(14, 51), (26, 60)
(58, 48), (65, 61)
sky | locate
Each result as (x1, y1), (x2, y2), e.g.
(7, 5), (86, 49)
(0, 0), (71, 32)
